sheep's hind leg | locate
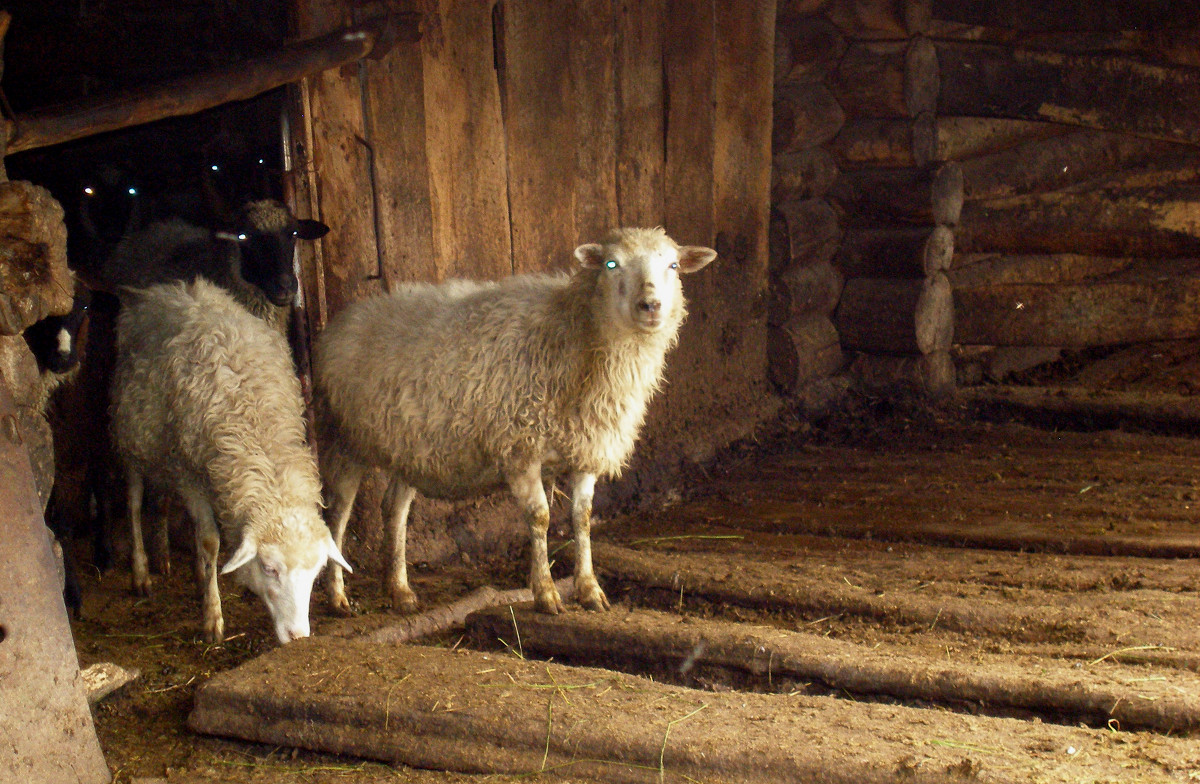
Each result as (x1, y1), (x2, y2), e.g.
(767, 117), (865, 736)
(127, 471), (151, 596)
(182, 489), (224, 644)
(570, 472), (609, 611)
(508, 463), (563, 614)
(323, 457), (366, 616)
(148, 492), (170, 576)
(382, 476), (419, 613)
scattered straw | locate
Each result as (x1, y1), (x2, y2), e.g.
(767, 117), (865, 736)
(630, 535), (743, 546)
(659, 704), (708, 782)
(1089, 645), (1172, 666)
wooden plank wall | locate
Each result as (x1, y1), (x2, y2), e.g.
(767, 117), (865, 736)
(289, 0), (776, 470)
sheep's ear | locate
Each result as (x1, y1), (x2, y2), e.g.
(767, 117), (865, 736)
(297, 219), (331, 241)
(575, 243), (606, 268)
(326, 535), (353, 574)
(676, 246), (717, 274)
(220, 537), (257, 575)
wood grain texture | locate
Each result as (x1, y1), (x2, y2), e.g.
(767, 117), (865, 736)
(937, 42), (1200, 146)
(616, 0), (665, 228)
(422, 0), (512, 280)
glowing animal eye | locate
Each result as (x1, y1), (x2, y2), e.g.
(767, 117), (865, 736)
(670, 262), (679, 270)
(210, 164), (220, 172)
(605, 260), (618, 269)
(237, 233), (248, 241)
(127, 187), (138, 196)
(83, 187), (95, 196)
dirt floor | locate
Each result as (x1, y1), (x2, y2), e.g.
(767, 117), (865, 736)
(64, 348), (1200, 782)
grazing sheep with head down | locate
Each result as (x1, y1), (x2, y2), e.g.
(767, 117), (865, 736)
(314, 227), (716, 615)
(111, 278), (351, 643)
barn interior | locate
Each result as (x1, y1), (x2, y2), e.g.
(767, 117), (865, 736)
(3, 1), (1200, 782)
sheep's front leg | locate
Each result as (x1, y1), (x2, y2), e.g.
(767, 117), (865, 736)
(323, 457), (366, 616)
(182, 490), (224, 644)
(127, 471), (151, 596)
(508, 463), (563, 614)
(570, 472), (609, 611)
(382, 476), (419, 613)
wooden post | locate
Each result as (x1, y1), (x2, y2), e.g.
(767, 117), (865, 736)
(0, 381), (111, 784)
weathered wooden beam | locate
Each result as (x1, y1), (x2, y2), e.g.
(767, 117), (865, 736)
(958, 128), (1193, 201)
(936, 41), (1200, 147)
(956, 185), (1200, 257)
(930, 0), (1200, 32)
(3, 14), (420, 155)
(954, 267), (1200, 346)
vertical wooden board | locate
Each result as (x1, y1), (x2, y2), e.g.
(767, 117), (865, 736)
(571, 0), (618, 248)
(422, 0), (512, 280)
(713, 0), (774, 286)
(307, 64), (383, 313)
(291, 1), (383, 316)
(616, 0), (665, 229)
(663, 0), (716, 250)
(364, 14), (437, 286)
(503, 2), (576, 274)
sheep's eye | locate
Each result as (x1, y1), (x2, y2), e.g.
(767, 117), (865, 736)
(83, 187), (95, 196)
(261, 562), (280, 580)
(605, 259), (619, 270)
(237, 233), (248, 241)
(127, 187), (138, 196)
(669, 261), (679, 270)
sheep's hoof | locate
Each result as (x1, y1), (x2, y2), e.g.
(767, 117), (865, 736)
(202, 618), (225, 645)
(387, 586), (420, 614)
(576, 581), (610, 612)
(328, 593), (355, 617)
(131, 575), (152, 597)
(533, 586), (565, 615)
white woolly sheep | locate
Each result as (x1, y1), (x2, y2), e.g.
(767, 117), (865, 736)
(111, 278), (351, 643)
(104, 200), (328, 331)
(314, 227), (716, 615)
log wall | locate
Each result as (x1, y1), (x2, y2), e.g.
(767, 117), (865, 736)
(770, 0), (1200, 395)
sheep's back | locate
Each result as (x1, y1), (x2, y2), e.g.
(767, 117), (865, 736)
(315, 276), (585, 490)
(113, 280), (319, 525)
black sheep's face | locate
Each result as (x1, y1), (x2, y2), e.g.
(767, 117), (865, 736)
(239, 228), (299, 307)
(230, 212), (330, 308)
(25, 290), (91, 374)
